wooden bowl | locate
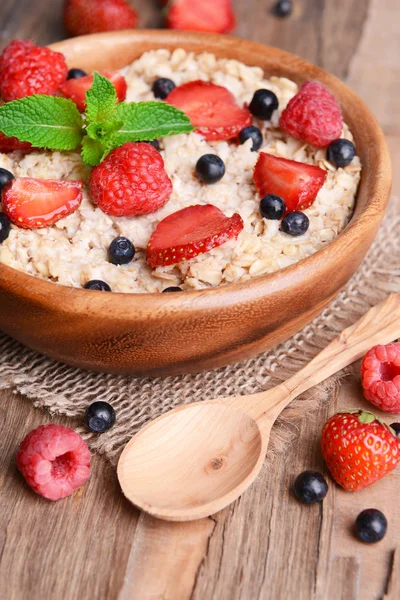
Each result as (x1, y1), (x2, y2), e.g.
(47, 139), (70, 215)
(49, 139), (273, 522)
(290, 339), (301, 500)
(0, 31), (391, 376)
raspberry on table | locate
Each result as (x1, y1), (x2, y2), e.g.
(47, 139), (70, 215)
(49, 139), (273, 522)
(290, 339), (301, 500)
(279, 81), (343, 148)
(89, 142), (173, 217)
(16, 424), (91, 501)
(0, 40), (68, 102)
(361, 343), (400, 413)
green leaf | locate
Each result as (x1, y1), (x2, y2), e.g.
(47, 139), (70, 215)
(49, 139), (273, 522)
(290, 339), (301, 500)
(81, 136), (105, 166)
(0, 95), (84, 151)
(86, 119), (124, 142)
(85, 72), (118, 125)
(110, 101), (194, 146)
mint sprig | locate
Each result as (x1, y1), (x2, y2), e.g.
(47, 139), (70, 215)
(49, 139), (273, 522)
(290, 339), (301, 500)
(0, 73), (194, 166)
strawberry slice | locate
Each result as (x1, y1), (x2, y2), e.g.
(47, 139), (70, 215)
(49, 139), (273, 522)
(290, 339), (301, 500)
(0, 131), (33, 153)
(166, 0), (236, 34)
(59, 71), (127, 112)
(146, 204), (244, 267)
(2, 178), (83, 229)
(253, 153), (327, 213)
(167, 81), (252, 141)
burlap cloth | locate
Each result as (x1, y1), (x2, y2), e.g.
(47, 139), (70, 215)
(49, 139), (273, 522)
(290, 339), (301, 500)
(1, 196), (399, 467)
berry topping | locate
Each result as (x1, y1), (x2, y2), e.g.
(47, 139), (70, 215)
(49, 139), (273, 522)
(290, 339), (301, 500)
(0, 132), (33, 154)
(294, 470), (328, 504)
(0, 213), (11, 243)
(273, 0), (293, 17)
(391, 423), (400, 438)
(281, 211), (309, 236)
(59, 71), (127, 113)
(152, 78), (176, 100)
(321, 411), (400, 491)
(162, 286), (183, 293)
(196, 154), (226, 184)
(259, 194), (286, 220)
(0, 167), (15, 192)
(108, 236), (136, 265)
(239, 126), (263, 152)
(16, 424), (91, 501)
(2, 178), (83, 229)
(0, 40), (68, 102)
(85, 401), (116, 433)
(355, 509), (387, 544)
(146, 204), (244, 268)
(83, 280), (112, 291)
(67, 68), (88, 80)
(90, 142), (172, 217)
(279, 81), (343, 148)
(167, 80), (252, 141)
(144, 139), (160, 151)
(249, 89), (279, 121)
(254, 153), (326, 213)
(361, 343), (400, 413)
(327, 139), (356, 168)
(64, 0), (138, 37)
(166, 0), (236, 34)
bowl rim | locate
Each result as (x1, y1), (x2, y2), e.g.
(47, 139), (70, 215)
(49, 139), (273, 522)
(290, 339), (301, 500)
(0, 30), (391, 317)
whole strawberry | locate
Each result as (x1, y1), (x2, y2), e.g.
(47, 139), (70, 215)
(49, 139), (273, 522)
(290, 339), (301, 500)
(64, 0), (138, 37)
(166, 0), (236, 34)
(321, 411), (400, 492)
(361, 343), (400, 413)
(279, 81), (343, 148)
(0, 40), (68, 102)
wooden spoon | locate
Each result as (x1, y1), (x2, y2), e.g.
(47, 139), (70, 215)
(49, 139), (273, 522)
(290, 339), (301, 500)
(118, 294), (400, 521)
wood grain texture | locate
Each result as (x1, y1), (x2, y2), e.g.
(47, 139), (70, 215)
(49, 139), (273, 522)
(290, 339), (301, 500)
(1, 0), (400, 599)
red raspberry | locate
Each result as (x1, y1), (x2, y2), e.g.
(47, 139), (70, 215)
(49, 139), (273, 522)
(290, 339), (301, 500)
(89, 142), (173, 217)
(0, 131), (33, 153)
(0, 40), (68, 102)
(16, 424), (91, 501)
(361, 344), (400, 413)
(279, 81), (343, 148)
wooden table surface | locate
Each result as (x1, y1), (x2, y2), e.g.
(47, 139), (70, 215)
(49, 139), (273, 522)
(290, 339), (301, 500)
(1, 1), (399, 599)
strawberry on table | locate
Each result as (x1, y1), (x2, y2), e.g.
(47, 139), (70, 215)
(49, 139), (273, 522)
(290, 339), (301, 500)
(361, 343), (400, 413)
(59, 71), (127, 113)
(64, 0), (138, 37)
(321, 411), (400, 492)
(0, 40), (68, 102)
(254, 152), (327, 214)
(146, 204), (244, 267)
(2, 178), (83, 229)
(166, 0), (236, 34)
(0, 131), (33, 154)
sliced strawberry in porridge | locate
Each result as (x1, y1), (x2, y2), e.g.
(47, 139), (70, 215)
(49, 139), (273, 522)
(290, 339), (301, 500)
(59, 71), (127, 112)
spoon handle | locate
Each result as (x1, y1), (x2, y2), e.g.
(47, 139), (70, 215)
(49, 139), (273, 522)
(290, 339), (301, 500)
(232, 294), (400, 425)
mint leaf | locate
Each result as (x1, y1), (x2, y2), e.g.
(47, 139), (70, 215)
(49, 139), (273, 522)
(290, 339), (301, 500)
(85, 72), (118, 125)
(0, 95), (84, 151)
(86, 119), (123, 142)
(110, 101), (194, 146)
(81, 137), (105, 166)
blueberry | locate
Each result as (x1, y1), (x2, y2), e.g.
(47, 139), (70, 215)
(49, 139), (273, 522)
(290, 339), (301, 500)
(239, 126), (263, 152)
(0, 213), (11, 243)
(0, 168), (15, 193)
(83, 280), (111, 291)
(281, 211), (309, 236)
(152, 78), (176, 100)
(108, 236), (135, 266)
(390, 422), (400, 438)
(196, 154), (225, 184)
(144, 139), (160, 151)
(260, 194), (286, 220)
(327, 139), (356, 168)
(162, 286), (183, 293)
(249, 89), (279, 120)
(355, 509), (387, 543)
(273, 0), (293, 17)
(294, 470), (328, 504)
(85, 401), (116, 433)
(67, 68), (88, 80)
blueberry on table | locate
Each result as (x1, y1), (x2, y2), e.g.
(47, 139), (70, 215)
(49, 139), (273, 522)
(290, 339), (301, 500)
(83, 280), (112, 291)
(0, 213), (11, 243)
(239, 126), (263, 151)
(355, 509), (387, 543)
(85, 401), (116, 433)
(249, 89), (279, 120)
(281, 211), (309, 236)
(67, 68), (88, 80)
(327, 139), (356, 168)
(273, 0), (293, 17)
(0, 168), (15, 193)
(294, 470), (328, 504)
(152, 78), (176, 100)
(163, 286), (183, 293)
(108, 236), (136, 265)
(259, 194), (286, 220)
(196, 154), (226, 184)
(390, 422), (400, 438)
